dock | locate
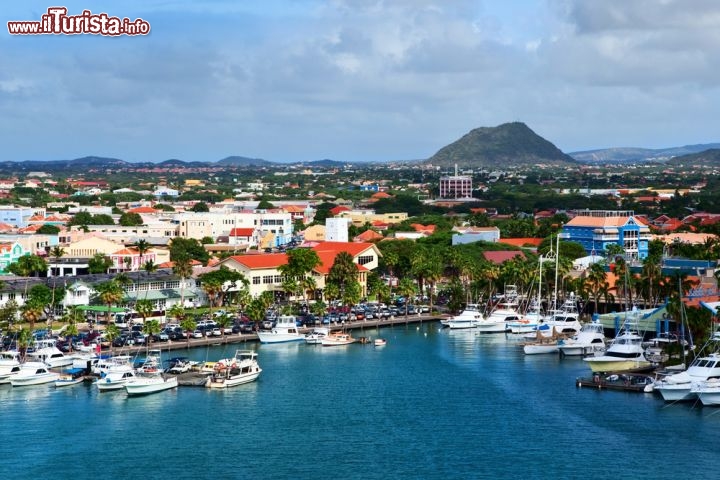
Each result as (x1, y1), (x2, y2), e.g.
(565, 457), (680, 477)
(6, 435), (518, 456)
(104, 313), (443, 355)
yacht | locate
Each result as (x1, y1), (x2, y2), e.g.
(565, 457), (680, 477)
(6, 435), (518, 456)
(583, 320), (651, 373)
(96, 364), (137, 392)
(257, 315), (304, 344)
(206, 350), (262, 388)
(0, 351), (22, 384)
(27, 338), (74, 368)
(543, 293), (582, 335)
(305, 327), (329, 344)
(656, 353), (720, 402)
(125, 350), (178, 396)
(477, 288), (520, 334)
(321, 331), (358, 346)
(10, 362), (60, 387)
(54, 368), (87, 388)
(446, 304), (484, 330)
(557, 322), (606, 357)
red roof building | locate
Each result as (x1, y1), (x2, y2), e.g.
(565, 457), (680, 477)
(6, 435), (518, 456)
(482, 251), (525, 265)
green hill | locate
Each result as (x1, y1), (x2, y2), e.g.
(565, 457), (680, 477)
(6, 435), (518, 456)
(666, 148), (720, 166)
(427, 122), (576, 168)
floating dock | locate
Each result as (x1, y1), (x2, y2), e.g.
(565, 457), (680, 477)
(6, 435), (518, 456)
(576, 372), (655, 393)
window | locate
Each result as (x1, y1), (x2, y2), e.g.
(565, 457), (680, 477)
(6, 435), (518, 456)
(358, 255), (374, 265)
(262, 275), (274, 284)
(252, 276), (261, 285)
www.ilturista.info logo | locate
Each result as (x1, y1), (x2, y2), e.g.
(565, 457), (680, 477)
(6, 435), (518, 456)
(7, 7), (150, 36)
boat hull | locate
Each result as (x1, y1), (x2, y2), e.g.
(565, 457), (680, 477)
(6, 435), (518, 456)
(125, 376), (178, 396)
(11, 373), (60, 387)
(256, 333), (304, 344)
(476, 321), (509, 333)
(655, 383), (694, 402)
(523, 344), (559, 355)
(583, 359), (652, 373)
(206, 370), (261, 388)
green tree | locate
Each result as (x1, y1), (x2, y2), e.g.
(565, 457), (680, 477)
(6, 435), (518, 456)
(191, 202), (209, 212)
(180, 316), (197, 348)
(327, 251), (357, 301)
(143, 319), (161, 346)
(20, 299), (44, 332)
(37, 224), (60, 234)
(172, 254), (194, 307)
(88, 253), (113, 274)
(8, 254), (48, 297)
(396, 277), (417, 316)
(104, 323), (121, 347)
(119, 212), (144, 226)
(170, 237), (209, 265)
(245, 297), (267, 330)
(94, 280), (125, 325)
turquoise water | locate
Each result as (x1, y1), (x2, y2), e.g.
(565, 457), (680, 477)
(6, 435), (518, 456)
(1, 322), (718, 480)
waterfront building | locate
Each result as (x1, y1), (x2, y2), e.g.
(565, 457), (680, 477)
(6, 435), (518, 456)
(562, 210), (650, 260)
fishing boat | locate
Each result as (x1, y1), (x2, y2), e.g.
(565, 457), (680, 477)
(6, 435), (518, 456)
(55, 368), (87, 387)
(374, 338), (387, 347)
(0, 351), (22, 384)
(557, 321), (606, 357)
(27, 338), (74, 368)
(543, 294), (582, 336)
(656, 353), (720, 402)
(583, 311), (651, 373)
(125, 350), (178, 396)
(257, 315), (304, 344)
(522, 327), (566, 355)
(321, 331), (357, 346)
(477, 287), (520, 334)
(305, 327), (329, 345)
(10, 362), (60, 387)
(96, 364), (137, 392)
(206, 350), (262, 388)
(446, 304), (484, 329)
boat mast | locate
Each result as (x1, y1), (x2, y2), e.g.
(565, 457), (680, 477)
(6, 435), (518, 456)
(553, 231), (560, 312)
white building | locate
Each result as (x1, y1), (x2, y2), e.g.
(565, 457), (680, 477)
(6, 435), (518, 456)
(325, 218), (350, 242)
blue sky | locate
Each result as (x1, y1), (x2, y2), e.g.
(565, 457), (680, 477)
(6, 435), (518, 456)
(2, 0), (719, 162)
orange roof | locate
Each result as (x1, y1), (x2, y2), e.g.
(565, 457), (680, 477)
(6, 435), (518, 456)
(330, 206), (350, 215)
(499, 238), (543, 247)
(112, 248), (139, 256)
(0, 222), (14, 231)
(482, 251), (525, 264)
(128, 206), (158, 214)
(354, 230), (383, 242)
(281, 205), (305, 213)
(410, 223), (436, 233)
(313, 251), (368, 275)
(229, 253), (288, 269)
(566, 216), (633, 227)
(229, 228), (255, 237)
(371, 192), (392, 199)
(312, 241), (376, 258)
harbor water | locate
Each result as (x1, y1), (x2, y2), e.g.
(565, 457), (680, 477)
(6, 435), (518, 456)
(1, 321), (718, 480)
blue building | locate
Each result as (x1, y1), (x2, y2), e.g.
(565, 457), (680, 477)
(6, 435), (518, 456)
(0, 206), (39, 228)
(562, 210), (650, 260)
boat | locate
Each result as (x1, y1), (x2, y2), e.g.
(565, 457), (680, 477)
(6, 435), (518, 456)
(10, 362), (60, 387)
(321, 331), (357, 346)
(93, 355), (133, 376)
(305, 327), (329, 345)
(96, 364), (137, 392)
(477, 287), (520, 333)
(656, 353), (720, 402)
(0, 350), (22, 384)
(165, 357), (198, 374)
(124, 349), (178, 396)
(583, 312), (651, 373)
(256, 315), (304, 344)
(557, 321), (606, 357)
(543, 293), (583, 335)
(27, 338), (74, 368)
(206, 350), (262, 388)
(446, 304), (484, 329)
(522, 327), (566, 355)
(374, 338), (387, 347)
(55, 368), (87, 387)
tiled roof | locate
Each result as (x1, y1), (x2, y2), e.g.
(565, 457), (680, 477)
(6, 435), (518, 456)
(353, 230), (383, 242)
(565, 216), (633, 227)
(499, 238), (543, 247)
(128, 206), (158, 214)
(112, 248), (140, 256)
(482, 251), (525, 264)
(313, 251), (367, 275)
(229, 253), (288, 269)
(312, 241), (376, 257)
(229, 228), (255, 237)
(330, 206), (350, 215)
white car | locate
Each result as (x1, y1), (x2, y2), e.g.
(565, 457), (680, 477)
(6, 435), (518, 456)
(211, 328), (222, 337)
(191, 330), (203, 339)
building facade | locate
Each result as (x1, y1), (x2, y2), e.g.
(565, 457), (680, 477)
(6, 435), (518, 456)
(562, 210), (651, 260)
(439, 175), (472, 199)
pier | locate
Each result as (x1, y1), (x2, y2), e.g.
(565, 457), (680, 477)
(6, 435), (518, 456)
(103, 313), (444, 355)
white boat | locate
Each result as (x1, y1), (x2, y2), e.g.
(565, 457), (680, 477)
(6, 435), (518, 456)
(557, 322), (606, 357)
(125, 350), (178, 396)
(206, 350), (262, 388)
(447, 304), (484, 329)
(93, 355), (133, 376)
(55, 368), (86, 388)
(321, 331), (357, 346)
(544, 293), (582, 335)
(124, 372), (178, 396)
(583, 315), (651, 373)
(10, 362), (60, 387)
(305, 327), (329, 345)
(166, 357), (198, 374)
(0, 351), (22, 384)
(656, 353), (720, 402)
(27, 338), (74, 368)
(96, 364), (137, 392)
(478, 289), (520, 334)
(522, 327), (565, 355)
(256, 315), (304, 344)
(374, 338), (387, 347)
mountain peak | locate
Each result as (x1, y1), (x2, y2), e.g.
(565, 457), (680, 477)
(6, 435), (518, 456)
(427, 122), (576, 168)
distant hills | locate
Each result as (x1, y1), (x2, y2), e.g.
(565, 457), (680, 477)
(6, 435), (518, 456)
(569, 143), (720, 164)
(426, 122), (577, 168)
(667, 148), (720, 166)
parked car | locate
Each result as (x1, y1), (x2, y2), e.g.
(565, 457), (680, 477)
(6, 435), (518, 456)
(210, 328), (222, 337)
(191, 330), (203, 339)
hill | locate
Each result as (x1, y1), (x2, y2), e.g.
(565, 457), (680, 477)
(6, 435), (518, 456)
(427, 122), (576, 168)
(216, 156), (272, 166)
(666, 148), (720, 166)
(570, 143), (720, 164)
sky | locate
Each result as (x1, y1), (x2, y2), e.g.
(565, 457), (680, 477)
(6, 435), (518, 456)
(2, 0), (720, 163)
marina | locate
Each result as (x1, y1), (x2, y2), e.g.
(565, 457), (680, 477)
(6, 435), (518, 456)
(2, 321), (720, 479)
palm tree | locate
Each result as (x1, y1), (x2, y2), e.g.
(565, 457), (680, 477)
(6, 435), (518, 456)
(180, 316), (197, 348)
(281, 278), (299, 303)
(94, 280), (125, 325)
(20, 299), (44, 332)
(142, 319), (161, 347)
(215, 313), (232, 342)
(8, 254), (48, 299)
(133, 239), (151, 270)
(88, 253), (113, 274)
(17, 327), (33, 361)
(201, 278), (223, 314)
(168, 304), (186, 324)
(300, 276), (317, 304)
(172, 254), (193, 308)
(584, 262), (608, 315)
(62, 305), (83, 352)
(245, 297), (267, 331)
(396, 278), (416, 316)
(135, 299), (154, 325)
(327, 251), (358, 303)
(49, 246), (66, 326)
(104, 323), (121, 349)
